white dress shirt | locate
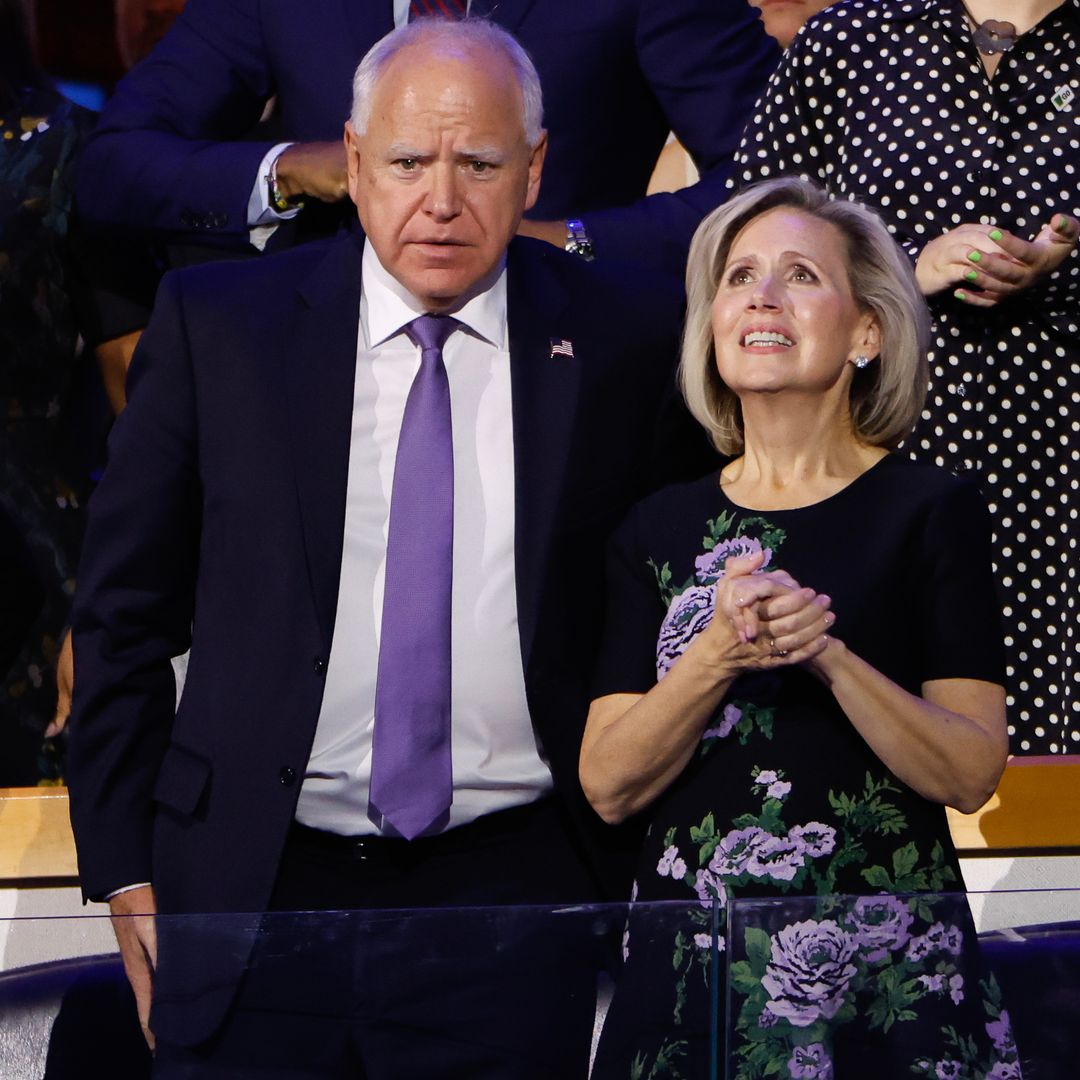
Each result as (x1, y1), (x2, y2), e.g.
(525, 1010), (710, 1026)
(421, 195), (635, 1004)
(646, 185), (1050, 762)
(294, 242), (552, 836)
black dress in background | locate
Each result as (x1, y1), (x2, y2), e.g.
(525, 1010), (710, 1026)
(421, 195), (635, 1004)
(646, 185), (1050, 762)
(734, 0), (1080, 755)
(0, 87), (94, 784)
(590, 456), (1022, 1080)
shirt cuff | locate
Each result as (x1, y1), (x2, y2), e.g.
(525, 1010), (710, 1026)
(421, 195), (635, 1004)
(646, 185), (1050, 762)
(247, 142), (301, 245)
(104, 882), (152, 901)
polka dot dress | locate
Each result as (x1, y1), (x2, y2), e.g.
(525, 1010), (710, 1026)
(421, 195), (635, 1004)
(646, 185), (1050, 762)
(734, 0), (1080, 754)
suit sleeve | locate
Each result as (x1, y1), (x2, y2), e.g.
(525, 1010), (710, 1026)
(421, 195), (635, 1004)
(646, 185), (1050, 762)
(580, 0), (780, 270)
(76, 0), (277, 241)
(67, 272), (202, 901)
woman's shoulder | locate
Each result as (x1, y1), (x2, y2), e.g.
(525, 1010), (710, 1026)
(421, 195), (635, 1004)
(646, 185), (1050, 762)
(853, 454), (990, 532)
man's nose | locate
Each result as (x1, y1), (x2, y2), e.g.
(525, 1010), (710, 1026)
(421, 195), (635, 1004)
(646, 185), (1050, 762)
(425, 163), (463, 221)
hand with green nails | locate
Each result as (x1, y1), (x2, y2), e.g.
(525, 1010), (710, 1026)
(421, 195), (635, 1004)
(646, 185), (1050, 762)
(916, 214), (1079, 307)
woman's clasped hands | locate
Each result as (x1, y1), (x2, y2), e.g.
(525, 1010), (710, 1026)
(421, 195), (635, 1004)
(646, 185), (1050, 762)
(707, 550), (834, 671)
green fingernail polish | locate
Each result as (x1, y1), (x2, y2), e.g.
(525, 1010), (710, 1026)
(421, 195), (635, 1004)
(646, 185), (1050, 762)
(989, 229), (1002, 242)
(1056, 217), (1072, 234)
(967, 250), (982, 263)
(955, 290), (967, 301)
(965, 269), (978, 281)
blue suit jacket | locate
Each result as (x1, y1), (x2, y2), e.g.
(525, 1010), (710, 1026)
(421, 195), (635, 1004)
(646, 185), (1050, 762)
(76, 0), (778, 271)
(67, 235), (709, 1042)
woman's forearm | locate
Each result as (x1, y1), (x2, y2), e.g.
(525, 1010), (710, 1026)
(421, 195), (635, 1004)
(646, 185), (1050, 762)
(580, 635), (738, 825)
(811, 639), (1008, 813)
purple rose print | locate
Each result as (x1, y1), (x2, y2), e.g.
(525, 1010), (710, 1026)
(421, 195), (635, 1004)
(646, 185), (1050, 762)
(694, 536), (772, 584)
(755, 769), (780, 785)
(934, 1061), (961, 1080)
(985, 1064), (1022, 1080)
(845, 895), (914, 962)
(788, 1043), (834, 1079)
(657, 845), (688, 881)
(767, 779), (792, 799)
(747, 834), (805, 882)
(656, 585), (715, 677)
(693, 931), (724, 953)
(709, 826), (773, 878)
(948, 973), (964, 1005)
(693, 865), (728, 910)
(790, 822), (837, 859)
(703, 702), (742, 741)
(918, 973), (945, 993)
(986, 1012), (1016, 1057)
(757, 1008), (779, 1029)
(907, 922), (964, 961)
(761, 920), (858, 1027)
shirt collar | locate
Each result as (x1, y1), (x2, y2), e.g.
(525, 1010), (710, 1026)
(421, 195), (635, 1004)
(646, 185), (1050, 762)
(880, 0), (1080, 27)
(360, 241), (508, 351)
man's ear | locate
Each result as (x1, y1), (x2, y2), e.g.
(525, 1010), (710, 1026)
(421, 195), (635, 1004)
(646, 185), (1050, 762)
(344, 121), (363, 205)
(523, 130), (547, 212)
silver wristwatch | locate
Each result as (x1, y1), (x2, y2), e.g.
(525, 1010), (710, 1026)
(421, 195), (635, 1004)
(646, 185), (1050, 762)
(565, 218), (595, 261)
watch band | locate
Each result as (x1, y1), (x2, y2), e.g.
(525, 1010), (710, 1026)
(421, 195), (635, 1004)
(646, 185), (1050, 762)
(266, 153), (305, 215)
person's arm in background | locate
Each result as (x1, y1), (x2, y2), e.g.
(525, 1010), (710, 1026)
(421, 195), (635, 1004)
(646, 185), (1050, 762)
(519, 0), (780, 269)
(77, 0), (328, 243)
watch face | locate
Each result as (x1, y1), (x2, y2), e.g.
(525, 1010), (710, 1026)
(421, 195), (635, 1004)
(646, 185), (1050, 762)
(568, 239), (595, 261)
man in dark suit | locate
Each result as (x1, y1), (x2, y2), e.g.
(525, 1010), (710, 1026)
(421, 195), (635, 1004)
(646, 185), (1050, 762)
(68, 18), (705, 1078)
(76, 0), (778, 273)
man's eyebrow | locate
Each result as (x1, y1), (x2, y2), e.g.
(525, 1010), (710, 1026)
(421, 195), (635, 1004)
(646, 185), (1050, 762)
(457, 144), (506, 162)
(385, 142), (428, 159)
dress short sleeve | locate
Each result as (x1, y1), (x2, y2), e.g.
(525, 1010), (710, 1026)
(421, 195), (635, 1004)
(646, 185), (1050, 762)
(912, 475), (1006, 686)
(591, 504), (668, 700)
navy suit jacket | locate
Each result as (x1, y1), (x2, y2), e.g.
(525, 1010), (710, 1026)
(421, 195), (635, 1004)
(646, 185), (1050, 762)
(67, 235), (709, 1041)
(76, 0), (778, 272)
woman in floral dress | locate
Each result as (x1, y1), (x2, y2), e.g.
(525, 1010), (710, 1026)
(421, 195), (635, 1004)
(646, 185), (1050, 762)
(582, 178), (1022, 1079)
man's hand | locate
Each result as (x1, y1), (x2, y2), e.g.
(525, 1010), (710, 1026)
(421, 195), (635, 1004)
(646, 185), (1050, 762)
(916, 215), (1079, 306)
(45, 629), (74, 738)
(274, 141), (349, 203)
(110, 885), (159, 1050)
(515, 218), (568, 248)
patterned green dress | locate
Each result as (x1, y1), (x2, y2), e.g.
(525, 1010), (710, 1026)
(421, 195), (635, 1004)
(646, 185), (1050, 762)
(0, 87), (93, 784)
(590, 456), (1023, 1080)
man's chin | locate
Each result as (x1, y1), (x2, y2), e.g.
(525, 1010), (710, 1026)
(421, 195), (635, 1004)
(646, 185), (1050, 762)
(401, 261), (496, 313)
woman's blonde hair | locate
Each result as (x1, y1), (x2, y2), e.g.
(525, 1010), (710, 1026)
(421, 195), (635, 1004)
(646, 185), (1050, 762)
(680, 177), (930, 454)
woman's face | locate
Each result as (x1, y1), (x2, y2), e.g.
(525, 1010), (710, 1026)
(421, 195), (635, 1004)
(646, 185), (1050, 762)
(749, 0), (834, 49)
(711, 207), (878, 400)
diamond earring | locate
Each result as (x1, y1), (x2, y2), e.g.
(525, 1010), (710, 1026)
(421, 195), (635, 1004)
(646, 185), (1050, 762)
(854, 355), (872, 369)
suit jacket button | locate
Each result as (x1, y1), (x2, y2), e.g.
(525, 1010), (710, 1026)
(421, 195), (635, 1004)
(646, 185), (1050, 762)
(279, 766), (297, 787)
(313, 657), (326, 676)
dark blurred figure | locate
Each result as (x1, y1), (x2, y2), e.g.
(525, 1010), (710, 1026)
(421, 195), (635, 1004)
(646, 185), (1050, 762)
(0, 0), (96, 785)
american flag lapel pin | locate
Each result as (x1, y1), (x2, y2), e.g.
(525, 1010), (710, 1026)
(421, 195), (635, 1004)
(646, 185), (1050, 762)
(549, 338), (574, 359)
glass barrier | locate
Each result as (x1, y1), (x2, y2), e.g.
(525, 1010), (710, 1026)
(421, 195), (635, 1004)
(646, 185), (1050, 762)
(1, 890), (1078, 1079)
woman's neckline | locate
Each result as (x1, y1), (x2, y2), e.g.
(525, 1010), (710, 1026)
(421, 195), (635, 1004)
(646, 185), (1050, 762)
(716, 452), (895, 514)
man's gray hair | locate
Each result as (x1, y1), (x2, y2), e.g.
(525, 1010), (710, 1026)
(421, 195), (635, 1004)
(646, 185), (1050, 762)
(350, 17), (545, 148)
(680, 177), (930, 455)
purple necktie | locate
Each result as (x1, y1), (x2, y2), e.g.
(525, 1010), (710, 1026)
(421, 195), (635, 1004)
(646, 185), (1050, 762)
(369, 315), (458, 840)
(408, 0), (467, 20)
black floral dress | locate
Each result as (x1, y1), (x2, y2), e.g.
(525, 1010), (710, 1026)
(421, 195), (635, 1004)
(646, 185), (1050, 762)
(733, 0), (1080, 755)
(590, 456), (1022, 1080)
(0, 87), (93, 784)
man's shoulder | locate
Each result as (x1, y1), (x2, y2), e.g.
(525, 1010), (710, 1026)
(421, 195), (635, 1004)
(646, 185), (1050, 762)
(506, 237), (684, 321)
(159, 235), (361, 309)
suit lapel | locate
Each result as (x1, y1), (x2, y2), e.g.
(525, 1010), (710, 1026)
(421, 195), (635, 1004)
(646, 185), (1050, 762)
(284, 238), (365, 648)
(506, 241), (580, 669)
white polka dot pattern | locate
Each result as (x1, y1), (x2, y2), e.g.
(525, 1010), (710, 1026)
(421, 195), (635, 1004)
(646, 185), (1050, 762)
(734, 0), (1080, 754)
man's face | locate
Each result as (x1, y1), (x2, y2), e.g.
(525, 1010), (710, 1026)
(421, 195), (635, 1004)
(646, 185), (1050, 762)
(345, 43), (546, 312)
